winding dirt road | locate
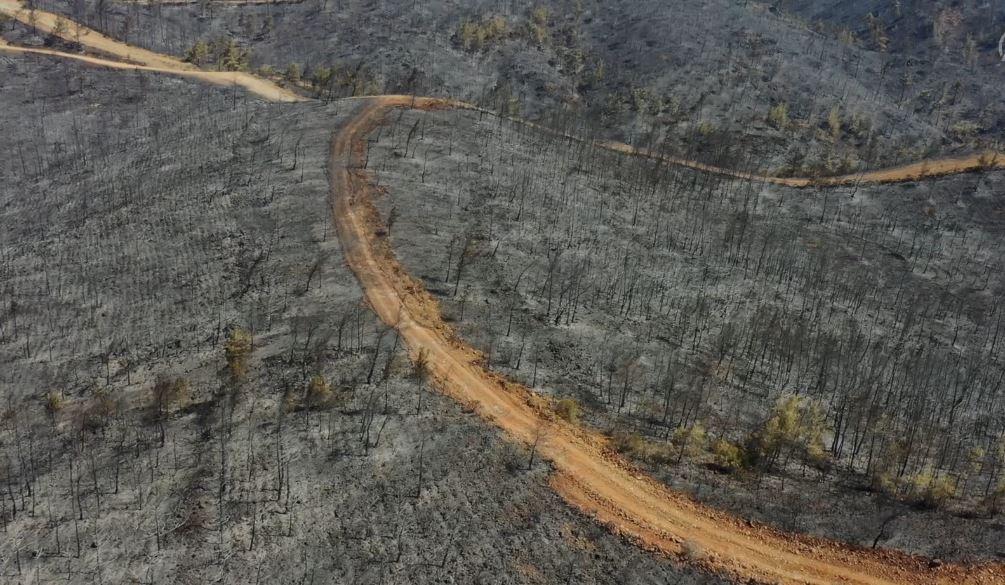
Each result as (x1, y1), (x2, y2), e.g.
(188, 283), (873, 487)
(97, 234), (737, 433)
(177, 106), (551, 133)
(329, 96), (1005, 585)
(1, 1), (998, 183)
(5, 7), (1005, 579)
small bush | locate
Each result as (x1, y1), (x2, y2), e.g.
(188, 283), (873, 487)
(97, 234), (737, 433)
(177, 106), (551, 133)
(185, 40), (210, 66)
(225, 329), (253, 383)
(609, 430), (679, 466)
(45, 391), (66, 418)
(282, 392), (298, 414)
(184, 37), (250, 71)
(611, 430), (645, 456)
(767, 102), (790, 130)
(711, 439), (746, 473)
(52, 15), (69, 38)
(554, 398), (582, 424)
(837, 28), (857, 47)
(671, 423), (707, 462)
(527, 6), (550, 46)
(457, 15), (509, 52)
(305, 375), (333, 409)
(751, 394), (828, 471)
(865, 13), (889, 51)
(909, 468), (957, 509)
(849, 111), (872, 139)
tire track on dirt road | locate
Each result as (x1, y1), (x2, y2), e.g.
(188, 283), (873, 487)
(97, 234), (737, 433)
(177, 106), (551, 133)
(328, 95), (1005, 585)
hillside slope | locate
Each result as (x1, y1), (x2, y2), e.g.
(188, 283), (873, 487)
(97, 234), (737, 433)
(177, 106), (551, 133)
(368, 105), (1005, 563)
(0, 54), (721, 585)
(26, 0), (1005, 174)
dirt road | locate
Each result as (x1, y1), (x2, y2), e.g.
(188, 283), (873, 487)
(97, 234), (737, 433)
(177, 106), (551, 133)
(6, 6), (1005, 578)
(597, 140), (1004, 187)
(0, 0), (304, 102)
(448, 104), (1004, 186)
(329, 96), (1005, 585)
(1, 2), (996, 180)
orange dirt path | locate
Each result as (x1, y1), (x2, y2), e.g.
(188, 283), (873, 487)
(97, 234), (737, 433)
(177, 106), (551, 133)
(597, 140), (1004, 187)
(328, 95), (1005, 585)
(347, 96), (1004, 187)
(0, 0), (305, 102)
(5, 6), (1005, 577)
(436, 100), (1005, 187)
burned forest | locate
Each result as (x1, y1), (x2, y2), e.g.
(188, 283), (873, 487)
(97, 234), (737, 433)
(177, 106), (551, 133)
(2, 0), (1005, 583)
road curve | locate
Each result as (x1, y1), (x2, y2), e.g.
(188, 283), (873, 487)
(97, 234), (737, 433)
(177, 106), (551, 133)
(343, 96), (1004, 188)
(0, 0), (305, 102)
(328, 96), (1005, 585)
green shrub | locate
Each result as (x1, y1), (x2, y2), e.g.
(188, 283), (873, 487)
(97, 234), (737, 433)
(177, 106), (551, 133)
(527, 6), (550, 45)
(554, 398), (582, 424)
(767, 102), (790, 129)
(185, 40), (210, 66)
(712, 439), (746, 473)
(908, 468), (957, 509)
(697, 120), (716, 136)
(45, 391), (66, 418)
(751, 394), (829, 470)
(184, 37), (250, 71)
(671, 423), (707, 462)
(457, 15), (509, 52)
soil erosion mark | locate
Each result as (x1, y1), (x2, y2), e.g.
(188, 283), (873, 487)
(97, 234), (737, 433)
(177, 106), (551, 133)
(329, 96), (1005, 585)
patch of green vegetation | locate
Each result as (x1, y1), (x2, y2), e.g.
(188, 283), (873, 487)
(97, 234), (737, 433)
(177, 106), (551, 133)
(185, 37), (251, 72)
